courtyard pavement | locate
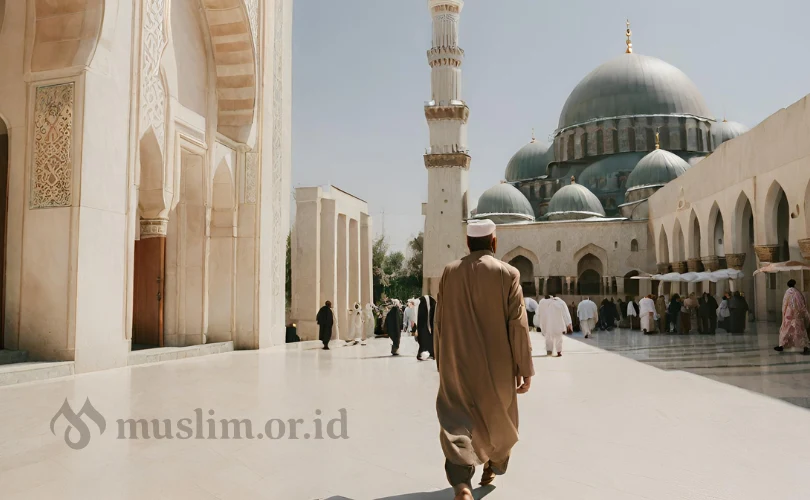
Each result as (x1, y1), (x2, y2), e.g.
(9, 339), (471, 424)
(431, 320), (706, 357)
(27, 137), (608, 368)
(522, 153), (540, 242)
(1, 331), (809, 499)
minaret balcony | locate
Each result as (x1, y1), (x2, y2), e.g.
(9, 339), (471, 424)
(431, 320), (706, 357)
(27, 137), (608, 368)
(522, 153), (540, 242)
(424, 103), (469, 123)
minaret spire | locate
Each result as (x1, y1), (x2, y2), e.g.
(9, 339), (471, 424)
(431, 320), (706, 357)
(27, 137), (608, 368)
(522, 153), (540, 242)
(625, 19), (633, 54)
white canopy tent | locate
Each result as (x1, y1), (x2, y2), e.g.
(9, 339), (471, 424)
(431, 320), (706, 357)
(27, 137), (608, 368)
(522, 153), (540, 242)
(631, 269), (744, 283)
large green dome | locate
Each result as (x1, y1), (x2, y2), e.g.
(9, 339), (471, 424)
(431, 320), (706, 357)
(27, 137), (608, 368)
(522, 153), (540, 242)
(626, 148), (689, 190)
(558, 53), (713, 130)
(579, 152), (646, 194)
(473, 183), (535, 224)
(545, 180), (605, 220)
(504, 140), (552, 182)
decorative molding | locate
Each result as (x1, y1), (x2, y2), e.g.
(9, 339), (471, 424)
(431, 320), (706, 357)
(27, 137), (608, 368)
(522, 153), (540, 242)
(31, 84), (74, 209)
(431, 4), (460, 13)
(140, 0), (168, 152)
(656, 262), (671, 274)
(672, 261), (688, 274)
(424, 153), (471, 169)
(270, 0), (285, 296)
(140, 218), (168, 239)
(245, 0), (259, 48)
(701, 255), (720, 272)
(686, 258), (703, 273)
(245, 152), (258, 204)
(799, 238), (810, 261)
(754, 245), (780, 263)
(725, 253), (746, 270)
(424, 105), (469, 122)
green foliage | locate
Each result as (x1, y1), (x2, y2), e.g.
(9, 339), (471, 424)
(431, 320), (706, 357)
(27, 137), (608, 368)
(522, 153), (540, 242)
(372, 233), (424, 303)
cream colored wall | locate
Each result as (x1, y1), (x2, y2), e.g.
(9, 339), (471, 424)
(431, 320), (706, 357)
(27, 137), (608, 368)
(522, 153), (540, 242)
(495, 220), (652, 279)
(648, 94), (810, 321)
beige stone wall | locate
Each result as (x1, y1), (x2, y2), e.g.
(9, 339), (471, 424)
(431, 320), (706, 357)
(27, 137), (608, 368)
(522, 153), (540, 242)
(648, 94), (810, 320)
(0, 0), (292, 371)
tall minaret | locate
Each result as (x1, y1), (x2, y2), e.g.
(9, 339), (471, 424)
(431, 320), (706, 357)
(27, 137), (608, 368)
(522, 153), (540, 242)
(422, 0), (470, 295)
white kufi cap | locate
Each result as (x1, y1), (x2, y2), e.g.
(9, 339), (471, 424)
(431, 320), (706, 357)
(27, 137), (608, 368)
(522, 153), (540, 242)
(467, 219), (496, 238)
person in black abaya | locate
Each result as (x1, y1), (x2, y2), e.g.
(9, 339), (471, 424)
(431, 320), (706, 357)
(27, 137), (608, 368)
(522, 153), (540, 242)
(385, 301), (404, 355)
(416, 295), (436, 360)
(316, 301), (333, 350)
(728, 291), (749, 333)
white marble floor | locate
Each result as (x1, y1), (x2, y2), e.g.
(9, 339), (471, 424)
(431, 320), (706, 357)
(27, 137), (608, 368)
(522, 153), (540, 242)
(1, 333), (809, 499)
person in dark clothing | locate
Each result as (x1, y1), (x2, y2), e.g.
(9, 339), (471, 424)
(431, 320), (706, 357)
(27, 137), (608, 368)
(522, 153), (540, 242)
(667, 294), (682, 333)
(698, 292), (718, 334)
(316, 301), (334, 350)
(617, 299), (626, 320)
(385, 302), (404, 355)
(598, 299), (616, 331)
(416, 295), (436, 360)
(728, 291), (749, 333)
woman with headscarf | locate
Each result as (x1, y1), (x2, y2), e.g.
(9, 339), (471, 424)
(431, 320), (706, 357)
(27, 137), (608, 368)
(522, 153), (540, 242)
(385, 299), (404, 355)
(717, 293), (731, 331)
(728, 291), (749, 333)
(667, 294), (682, 333)
(774, 279), (810, 355)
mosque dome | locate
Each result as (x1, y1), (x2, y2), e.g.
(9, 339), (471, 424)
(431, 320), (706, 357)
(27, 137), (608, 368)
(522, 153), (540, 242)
(711, 120), (749, 147)
(473, 183), (535, 224)
(545, 178), (605, 220)
(626, 148), (689, 190)
(558, 53), (713, 130)
(579, 152), (646, 195)
(504, 139), (551, 182)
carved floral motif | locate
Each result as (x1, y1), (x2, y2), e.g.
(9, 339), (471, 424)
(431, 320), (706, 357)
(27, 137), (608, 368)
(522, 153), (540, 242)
(32, 84), (74, 209)
(141, 0), (168, 152)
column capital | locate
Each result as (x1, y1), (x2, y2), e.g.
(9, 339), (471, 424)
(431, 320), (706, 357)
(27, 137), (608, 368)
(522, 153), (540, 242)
(140, 218), (167, 239)
(686, 258), (703, 273)
(656, 262), (671, 274)
(725, 253), (746, 270)
(700, 256), (720, 272)
(672, 261), (688, 274)
(754, 245), (780, 263)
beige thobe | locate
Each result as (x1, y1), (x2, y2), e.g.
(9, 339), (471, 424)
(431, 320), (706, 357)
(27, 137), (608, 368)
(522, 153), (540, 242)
(434, 250), (535, 470)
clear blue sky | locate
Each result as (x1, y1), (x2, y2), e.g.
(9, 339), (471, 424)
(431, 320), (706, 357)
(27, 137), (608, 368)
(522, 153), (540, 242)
(292, 0), (810, 252)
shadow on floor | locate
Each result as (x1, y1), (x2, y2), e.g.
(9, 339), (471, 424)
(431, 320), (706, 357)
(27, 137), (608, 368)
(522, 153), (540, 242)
(374, 485), (494, 499)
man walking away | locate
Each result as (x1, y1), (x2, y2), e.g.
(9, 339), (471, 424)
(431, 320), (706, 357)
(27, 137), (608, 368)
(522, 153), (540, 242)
(316, 301), (333, 350)
(774, 279), (810, 355)
(416, 295), (436, 360)
(386, 300), (403, 355)
(537, 295), (572, 356)
(699, 292), (718, 334)
(577, 297), (598, 339)
(434, 219), (534, 500)
(524, 296), (538, 332)
(639, 294), (656, 334)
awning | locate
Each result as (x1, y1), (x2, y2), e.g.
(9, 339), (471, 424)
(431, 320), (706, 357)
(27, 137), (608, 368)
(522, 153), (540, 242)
(753, 261), (810, 275)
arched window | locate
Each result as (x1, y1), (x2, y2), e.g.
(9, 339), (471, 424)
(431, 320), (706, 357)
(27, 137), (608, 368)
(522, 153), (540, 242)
(556, 241), (561, 252)
(631, 239), (639, 252)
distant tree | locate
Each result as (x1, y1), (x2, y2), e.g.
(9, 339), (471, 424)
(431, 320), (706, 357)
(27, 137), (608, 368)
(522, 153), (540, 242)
(372, 233), (424, 304)
(405, 232), (424, 290)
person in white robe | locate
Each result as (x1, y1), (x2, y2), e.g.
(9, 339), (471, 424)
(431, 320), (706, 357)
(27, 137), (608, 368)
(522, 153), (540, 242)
(639, 295), (656, 334)
(535, 295), (572, 356)
(577, 298), (598, 339)
(524, 297), (538, 332)
(362, 303), (375, 345)
(347, 302), (365, 345)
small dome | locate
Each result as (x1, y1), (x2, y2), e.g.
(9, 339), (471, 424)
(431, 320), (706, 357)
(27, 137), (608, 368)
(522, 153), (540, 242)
(473, 183), (535, 224)
(504, 140), (551, 182)
(626, 148), (689, 190)
(559, 53), (713, 130)
(546, 179), (605, 220)
(711, 120), (749, 147)
(579, 152), (647, 194)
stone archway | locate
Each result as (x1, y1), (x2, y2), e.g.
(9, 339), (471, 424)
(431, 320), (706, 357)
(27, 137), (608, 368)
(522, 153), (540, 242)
(672, 218), (685, 263)
(207, 155), (236, 342)
(577, 253), (603, 295)
(658, 226), (669, 265)
(28, 0), (105, 72)
(708, 202), (725, 260)
(509, 255), (535, 297)
(764, 181), (790, 262)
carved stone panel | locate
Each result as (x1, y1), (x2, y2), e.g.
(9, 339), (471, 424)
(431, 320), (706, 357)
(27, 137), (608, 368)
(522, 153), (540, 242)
(687, 258), (703, 273)
(245, 152), (258, 204)
(140, 218), (168, 239)
(271, 0), (286, 296)
(754, 245), (780, 263)
(31, 83), (74, 209)
(141, 0), (168, 152)
(701, 255), (720, 272)
(725, 253), (746, 270)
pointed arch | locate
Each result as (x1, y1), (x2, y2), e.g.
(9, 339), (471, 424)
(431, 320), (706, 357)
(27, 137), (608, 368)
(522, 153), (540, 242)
(672, 219), (683, 261)
(763, 180), (788, 245)
(573, 243), (608, 270)
(732, 191), (754, 254)
(688, 209), (701, 259)
(501, 246), (540, 274)
(708, 201), (725, 257)
(200, 0), (258, 144)
(658, 226), (670, 263)
(28, 0), (105, 72)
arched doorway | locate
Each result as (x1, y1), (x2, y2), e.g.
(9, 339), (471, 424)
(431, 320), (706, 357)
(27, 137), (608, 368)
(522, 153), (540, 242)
(709, 203), (725, 263)
(0, 119), (7, 349)
(509, 256), (535, 297)
(624, 270), (640, 297)
(776, 190), (790, 262)
(577, 253), (603, 295)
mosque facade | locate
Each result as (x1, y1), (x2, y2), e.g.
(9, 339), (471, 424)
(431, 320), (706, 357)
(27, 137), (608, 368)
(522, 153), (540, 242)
(423, 0), (810, 321)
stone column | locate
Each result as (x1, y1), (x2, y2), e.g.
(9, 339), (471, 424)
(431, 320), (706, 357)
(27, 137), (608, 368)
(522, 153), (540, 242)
(541, 277), (548, 296)
(336, 214), (348, 340)
(360, 213), (372, 305)
(319, 199), (337, 327)
(349, 218), (360, 316)
(570, 277), (577, 296)
(564, 277), (572, 295)
(291, 189), (321, 340)
(616, 278), (625, 296)
(533, 277), (541, 300)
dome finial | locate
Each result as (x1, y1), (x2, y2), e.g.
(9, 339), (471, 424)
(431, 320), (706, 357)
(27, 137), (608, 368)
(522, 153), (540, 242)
(625, 19), (633, 54)
(655, 127), (660, 150)
(570, 175), (576, 184)
(531, 128), (536, 142)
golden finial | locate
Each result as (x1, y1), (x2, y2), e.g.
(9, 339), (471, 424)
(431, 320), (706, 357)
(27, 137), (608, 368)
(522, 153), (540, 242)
(531, 128), (536, 142)
(570, 175), (576, 184)
(655, 127), (660, 150)
(625, 19), (633, 54)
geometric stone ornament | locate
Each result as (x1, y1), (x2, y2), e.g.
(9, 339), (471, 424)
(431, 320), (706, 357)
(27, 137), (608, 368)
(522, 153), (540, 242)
(141, 0), (168, 153)
(424, 153), (471, 169)
(140, 218), (168, 239)
(31, 83), (74, 209)
(725, 253), (746, 271)
(701, 255), (720, 272)
(687, 258), (703, 273)
(672, 261), (688, 274)
(754, 244), (780, 263)
(798, 238), (810, 261)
